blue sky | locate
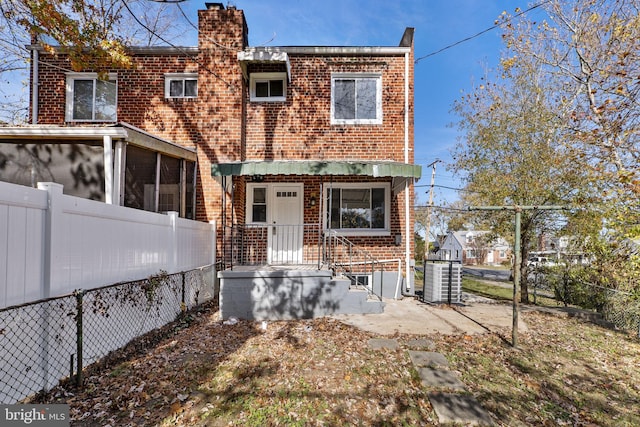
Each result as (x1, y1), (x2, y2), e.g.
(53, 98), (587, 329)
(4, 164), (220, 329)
(3, 0), (544, 207)
(175, 0), (540, 206)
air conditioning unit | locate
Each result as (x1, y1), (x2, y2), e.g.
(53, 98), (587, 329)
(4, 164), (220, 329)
(423, 262), (462, 303)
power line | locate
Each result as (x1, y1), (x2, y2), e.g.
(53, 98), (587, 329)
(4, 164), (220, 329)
(415, 183), (462, 191)
(176, 3), (236, 51)
(415, 205), (469, 213)
(120, 0), (235, 89)
(415, 183), (487, 195)
(414, 0), (552, 63)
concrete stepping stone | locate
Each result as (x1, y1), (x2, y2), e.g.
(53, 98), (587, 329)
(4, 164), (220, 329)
(405, 338), (435, 350)
(367, 338), (398, 350)
(416, 367), (466, 390)
(428, 392), (495, 426)
(408, 350), (449, 368)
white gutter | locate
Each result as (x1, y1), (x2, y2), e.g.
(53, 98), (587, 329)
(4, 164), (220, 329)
(0, 127), (129, 139)
(31, 48), (38, 124)
(404, 50), (411, 293)
(242, 46), (411, 55)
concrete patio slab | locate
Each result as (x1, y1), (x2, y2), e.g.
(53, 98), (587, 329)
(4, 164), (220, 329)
(333, 297), (528, 336)
(428, 392), (495, 426)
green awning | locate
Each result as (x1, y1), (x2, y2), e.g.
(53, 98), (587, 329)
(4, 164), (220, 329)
(211, 161), (422, 179)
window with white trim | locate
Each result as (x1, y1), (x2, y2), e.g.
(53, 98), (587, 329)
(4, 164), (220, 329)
(250, 72), (286, 102)
(165, 73), (198, 98)
(324, 183), (390, 235)
(247, 185), (268, 223)
(65, 73), (117, 122)
(331, 73), (382, 125)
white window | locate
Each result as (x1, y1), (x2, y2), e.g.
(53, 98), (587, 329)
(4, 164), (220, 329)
(247, 184), (268, 223)
(250, 72), (286, 102)
(324, 183), (390, 236)
(331, 73), (382, 125)
(466, 249), (476, 259)
(165, 73), (198, 99)
(65, 73), (117, 122)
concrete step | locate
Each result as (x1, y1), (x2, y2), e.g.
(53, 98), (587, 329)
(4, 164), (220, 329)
(341, 289), (385, 315)
(219, 270), (386, 320)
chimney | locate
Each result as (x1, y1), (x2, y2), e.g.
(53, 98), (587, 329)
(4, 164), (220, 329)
(199, 3), (248, 50)
(205, 3), (225, 10)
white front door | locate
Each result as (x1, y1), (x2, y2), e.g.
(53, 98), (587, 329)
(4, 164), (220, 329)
(268, 184), (304, 264)
(486, 251), (494, 264)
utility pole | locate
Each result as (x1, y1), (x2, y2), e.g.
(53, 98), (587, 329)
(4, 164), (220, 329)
(424, 160), (440, 261)
(468, 205), (566, 348)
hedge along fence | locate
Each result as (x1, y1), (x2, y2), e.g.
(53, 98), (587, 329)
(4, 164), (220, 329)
(0, 265), (216, 404)
(531, 265), (640, 336)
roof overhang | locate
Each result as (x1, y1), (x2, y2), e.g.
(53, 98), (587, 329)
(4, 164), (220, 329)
(0, 122), (197, 162)
(211, 160), (422, 179)
(237, 49), (291, 82)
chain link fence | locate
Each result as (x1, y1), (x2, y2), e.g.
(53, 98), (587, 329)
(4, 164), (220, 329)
(597, 286), (640, 334)
(0, 265), (216, 404)
(530, 265), (640, 336)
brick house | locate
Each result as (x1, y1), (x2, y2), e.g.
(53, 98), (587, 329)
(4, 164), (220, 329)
(0, 3), (421, 318)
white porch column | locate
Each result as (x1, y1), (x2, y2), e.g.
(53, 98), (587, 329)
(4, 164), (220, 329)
(103, 135), (113, 204)
(154, 153), (161, 212)
(180, 159), (187, 218)
(113, 140), (126, 206)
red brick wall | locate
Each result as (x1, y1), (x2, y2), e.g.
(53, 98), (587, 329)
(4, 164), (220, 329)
(33, 5), (248, 227)
(245, 55), (408, 162)
(31, 5), (416, 265)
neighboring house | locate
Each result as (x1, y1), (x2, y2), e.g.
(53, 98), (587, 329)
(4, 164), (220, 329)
(0, 4), (421, 318)
(438, 231), (510, 266)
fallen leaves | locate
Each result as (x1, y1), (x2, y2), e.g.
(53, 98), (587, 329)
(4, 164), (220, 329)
(33, 303), (640, 427)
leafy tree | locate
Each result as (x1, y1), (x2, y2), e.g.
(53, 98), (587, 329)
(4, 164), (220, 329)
(452, 0), (639, 302)
(413, 232), (425, 264)
(498, 0), (640, 240)
(451, 38), (591, 302)
(502, 0), (640, 303)
(0, 0), (186, 123)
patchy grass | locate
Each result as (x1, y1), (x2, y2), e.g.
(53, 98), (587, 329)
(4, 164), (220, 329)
(436, 313), (640, 426)
(463, 276), (559, 306)
(38, 303), (640, 426)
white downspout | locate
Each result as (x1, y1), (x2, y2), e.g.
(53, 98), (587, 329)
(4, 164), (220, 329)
(32, 48), (39, 124)
(404, 51), (411, 293)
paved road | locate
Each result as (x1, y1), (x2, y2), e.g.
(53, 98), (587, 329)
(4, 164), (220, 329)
(416, 265), (512, 282)
(462, 266), (512, 282)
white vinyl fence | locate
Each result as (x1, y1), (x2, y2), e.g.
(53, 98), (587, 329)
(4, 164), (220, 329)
(1, 181), (216, 309)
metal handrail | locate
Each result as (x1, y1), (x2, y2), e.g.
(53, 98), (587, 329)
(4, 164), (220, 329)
(323, 231), (384, 300)
(220, 225), (388, 300)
